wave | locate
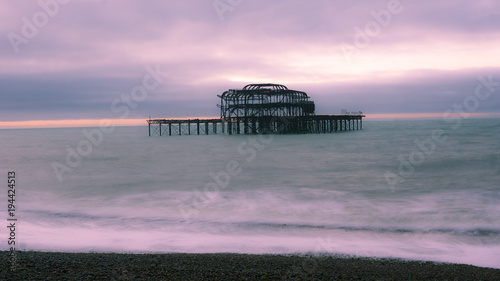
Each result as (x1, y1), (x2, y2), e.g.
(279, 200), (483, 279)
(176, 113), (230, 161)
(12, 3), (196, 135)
(206, 221), (500, 237)
(23, 209), (500, 239)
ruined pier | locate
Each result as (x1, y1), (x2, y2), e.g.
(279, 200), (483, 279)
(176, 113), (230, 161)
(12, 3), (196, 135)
(147, 83), (364, 136)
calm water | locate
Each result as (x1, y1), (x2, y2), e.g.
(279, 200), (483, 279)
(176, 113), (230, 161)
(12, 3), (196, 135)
(1, 119), (499, 268)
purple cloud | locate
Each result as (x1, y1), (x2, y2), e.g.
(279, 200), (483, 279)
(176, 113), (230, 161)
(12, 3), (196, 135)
(1, 0), (499, 122)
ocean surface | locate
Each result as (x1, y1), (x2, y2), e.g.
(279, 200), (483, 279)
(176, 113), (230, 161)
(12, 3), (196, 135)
(1, 119), (500, 269)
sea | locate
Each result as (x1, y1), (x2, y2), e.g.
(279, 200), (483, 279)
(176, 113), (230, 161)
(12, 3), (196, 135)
(1, 118), (499, 269)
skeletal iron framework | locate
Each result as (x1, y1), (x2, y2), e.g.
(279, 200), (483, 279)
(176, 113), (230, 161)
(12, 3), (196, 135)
(219, 84), (315, 119)
(147, 83), (364, 136)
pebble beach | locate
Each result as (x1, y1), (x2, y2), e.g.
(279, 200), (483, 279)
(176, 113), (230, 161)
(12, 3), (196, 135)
(2, 251), (500, 280)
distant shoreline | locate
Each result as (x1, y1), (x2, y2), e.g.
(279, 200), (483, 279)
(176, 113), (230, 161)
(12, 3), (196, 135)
(2, 251), (499, 280)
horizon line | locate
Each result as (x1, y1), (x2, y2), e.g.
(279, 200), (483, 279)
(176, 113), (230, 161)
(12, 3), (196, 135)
(1, 113), (499, 129)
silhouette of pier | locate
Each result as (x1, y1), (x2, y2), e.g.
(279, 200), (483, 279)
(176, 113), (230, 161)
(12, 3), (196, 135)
(147, 84), (364, 136)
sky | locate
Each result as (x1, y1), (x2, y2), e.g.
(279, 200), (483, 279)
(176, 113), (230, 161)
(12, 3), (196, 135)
(1, 0), (500, 128)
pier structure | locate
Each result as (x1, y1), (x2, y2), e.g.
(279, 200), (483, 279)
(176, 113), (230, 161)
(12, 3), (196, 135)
(148, 83), (364, 136)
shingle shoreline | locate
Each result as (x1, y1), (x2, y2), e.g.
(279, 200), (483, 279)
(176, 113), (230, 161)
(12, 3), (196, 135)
(2, 251), (499, 280)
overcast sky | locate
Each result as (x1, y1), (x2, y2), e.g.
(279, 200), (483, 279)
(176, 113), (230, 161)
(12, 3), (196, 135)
(1, 0), (500, 123)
